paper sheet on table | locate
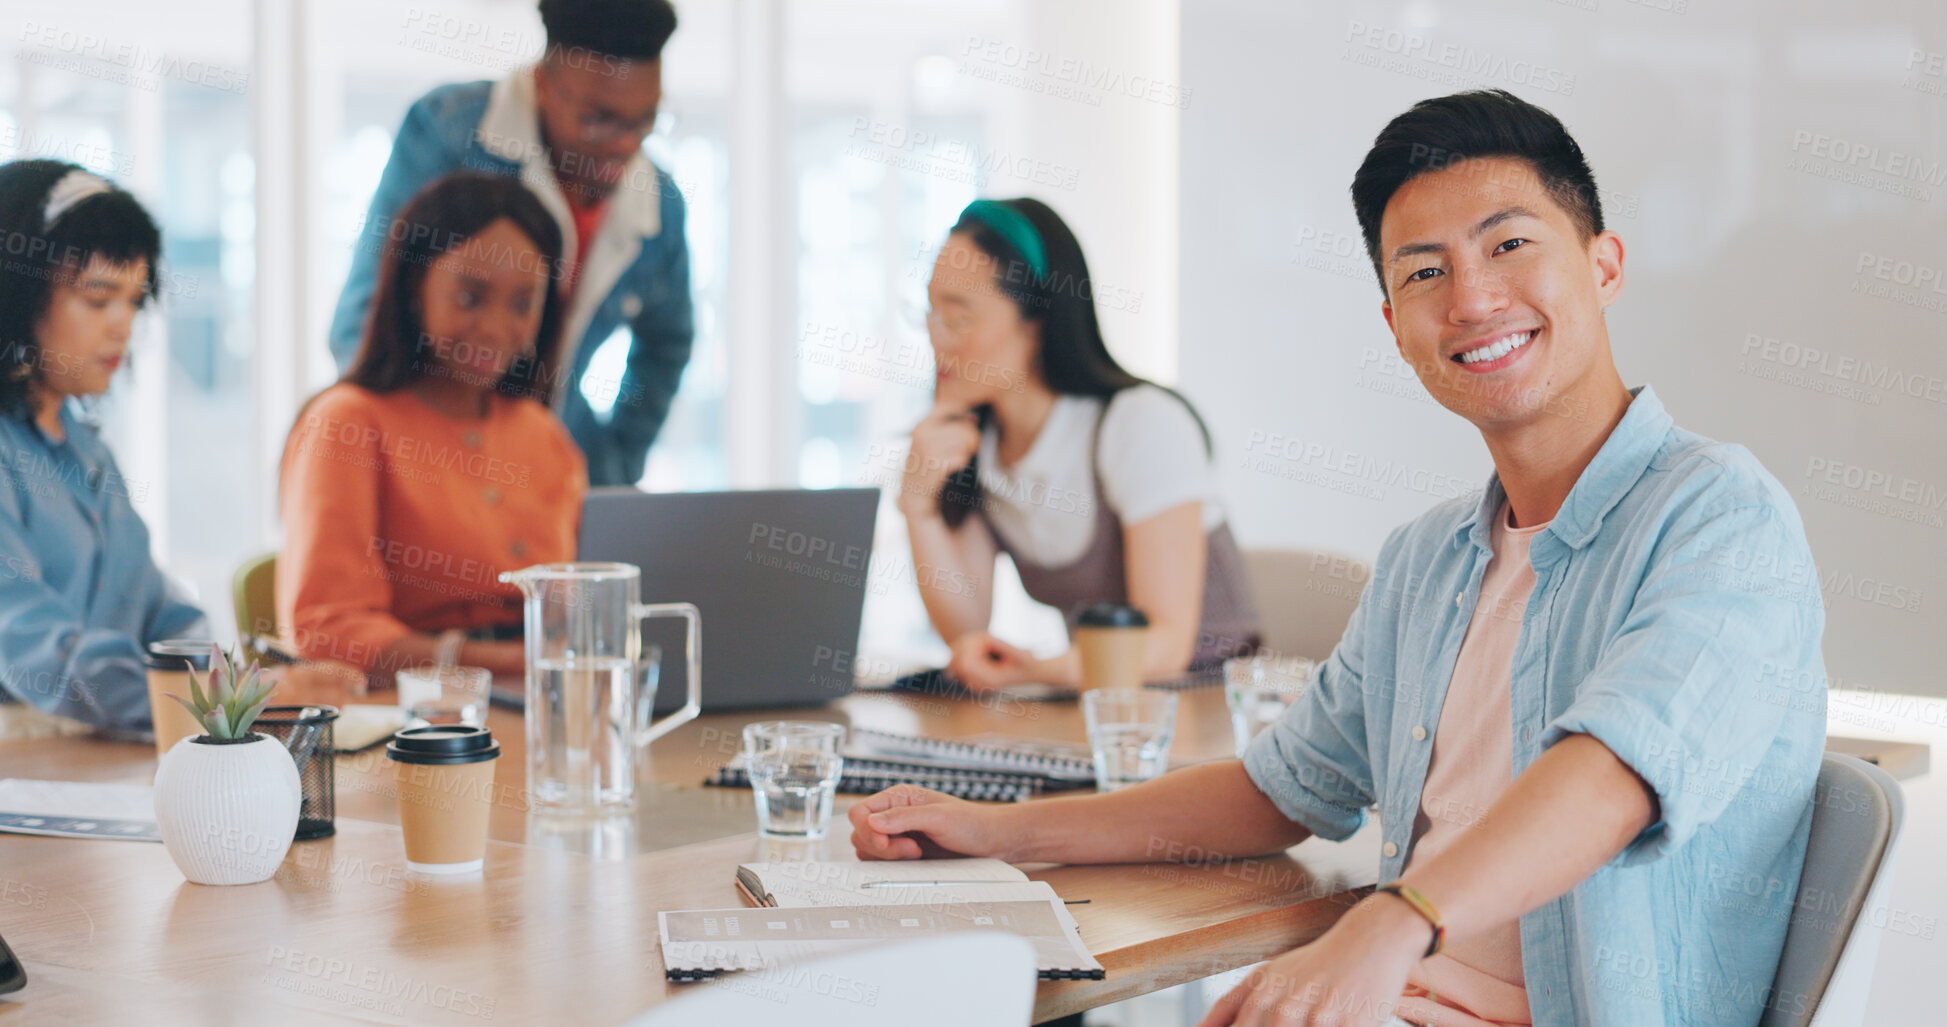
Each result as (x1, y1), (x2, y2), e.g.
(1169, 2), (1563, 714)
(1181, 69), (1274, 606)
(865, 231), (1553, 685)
(0, 779), (160, 841)
(739, 859), (1056, 908)
(335, 703), (407, 752)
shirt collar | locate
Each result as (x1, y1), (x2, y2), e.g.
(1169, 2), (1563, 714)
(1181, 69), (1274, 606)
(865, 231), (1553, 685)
(977, 394), (1091, 484)
(478, 67), (663, 237)
(5, 400), (86, 449)
(1454, 385), (1672, 551)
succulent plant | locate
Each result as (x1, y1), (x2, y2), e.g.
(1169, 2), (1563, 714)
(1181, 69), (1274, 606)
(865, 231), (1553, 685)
(167, 644), (276, 741)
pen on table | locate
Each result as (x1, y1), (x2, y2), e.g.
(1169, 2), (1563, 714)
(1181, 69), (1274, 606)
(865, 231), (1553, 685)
(857, 881), (1092, 903)
(861, 880), (995, 888)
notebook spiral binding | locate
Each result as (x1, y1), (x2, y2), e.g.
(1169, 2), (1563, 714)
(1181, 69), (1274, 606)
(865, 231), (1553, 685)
(849, 728), (1095, 782)
(706, 758), (1042, 803)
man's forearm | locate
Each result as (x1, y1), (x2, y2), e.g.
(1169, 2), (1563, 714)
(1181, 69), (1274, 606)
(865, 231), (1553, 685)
(1010, 760), (1310, 864)
(1396, 733), (1655, 944)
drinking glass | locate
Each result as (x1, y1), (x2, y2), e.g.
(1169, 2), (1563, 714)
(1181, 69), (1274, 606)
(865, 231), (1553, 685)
(397, 666), (492, 729)
(1224, 654), (1316, 757)
(742, 722), (846, 839)
(1081, 690), (1177, 792)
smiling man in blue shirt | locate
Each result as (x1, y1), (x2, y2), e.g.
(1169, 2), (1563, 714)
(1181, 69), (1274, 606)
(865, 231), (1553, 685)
(846, 90), (1826, 1027)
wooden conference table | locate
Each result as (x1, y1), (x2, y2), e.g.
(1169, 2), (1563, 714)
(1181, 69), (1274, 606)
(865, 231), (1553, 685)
(0, 685), (1380, 1025)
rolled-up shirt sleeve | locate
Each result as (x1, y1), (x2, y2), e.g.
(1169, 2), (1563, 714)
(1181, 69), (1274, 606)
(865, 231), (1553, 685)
(1242, 563), (1383, 841)
(1543, 500), (1823, 866)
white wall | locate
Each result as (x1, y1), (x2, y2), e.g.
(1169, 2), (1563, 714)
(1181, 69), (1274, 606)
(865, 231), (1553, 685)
(1180, 0), (1947, 696)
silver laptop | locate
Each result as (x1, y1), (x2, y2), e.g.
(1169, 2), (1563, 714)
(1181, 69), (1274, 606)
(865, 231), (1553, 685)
(569, 486), (880, 712)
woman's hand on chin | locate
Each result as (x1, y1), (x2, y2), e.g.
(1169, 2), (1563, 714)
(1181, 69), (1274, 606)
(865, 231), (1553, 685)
(900, 399), (983, 515)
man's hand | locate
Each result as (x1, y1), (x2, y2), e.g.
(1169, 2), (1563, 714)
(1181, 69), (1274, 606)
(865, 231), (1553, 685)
(1198, 895), (1428, 1027)
(848, 785), (1025, 861)
(944, 631), (1036, 693)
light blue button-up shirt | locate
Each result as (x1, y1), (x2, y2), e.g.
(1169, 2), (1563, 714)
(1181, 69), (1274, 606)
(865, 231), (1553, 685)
(0, 404), (207, 732)
(1245, 386), (1826, 1026)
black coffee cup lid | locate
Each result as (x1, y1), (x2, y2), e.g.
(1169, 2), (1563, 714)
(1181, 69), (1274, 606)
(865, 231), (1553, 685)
(1077, 602), (1148, 628)
(146, 640), (216, 671)
(387, 725), (500, 765)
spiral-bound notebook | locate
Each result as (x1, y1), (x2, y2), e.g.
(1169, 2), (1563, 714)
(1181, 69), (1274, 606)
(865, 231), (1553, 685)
(850, 728), (1096, 782)
(662, 860), (1105, 982)
(703, 728), (1097, 801)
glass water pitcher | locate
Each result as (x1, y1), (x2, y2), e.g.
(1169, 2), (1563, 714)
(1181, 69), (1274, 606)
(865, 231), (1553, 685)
(499, 562), (701, 810)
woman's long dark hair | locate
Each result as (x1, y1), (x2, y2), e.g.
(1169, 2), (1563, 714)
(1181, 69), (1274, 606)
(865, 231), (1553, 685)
(0, 160), (161, 417)
(343, 172), (567, 402)
(937, 197), (1209, 527)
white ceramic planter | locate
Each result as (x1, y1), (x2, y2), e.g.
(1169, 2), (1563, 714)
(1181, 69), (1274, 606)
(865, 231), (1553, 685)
(153, 733), (301, 885)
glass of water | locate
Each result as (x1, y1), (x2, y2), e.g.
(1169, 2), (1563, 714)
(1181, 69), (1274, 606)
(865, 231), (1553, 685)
(1224, 653), (1315, 757)
(1082, 690), (1178, 792)
(743, 721), (846, 839)
(397, 665), (491, 730)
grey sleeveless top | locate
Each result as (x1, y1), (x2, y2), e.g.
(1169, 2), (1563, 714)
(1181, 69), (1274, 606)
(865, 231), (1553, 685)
(978, 394), (1261, 670)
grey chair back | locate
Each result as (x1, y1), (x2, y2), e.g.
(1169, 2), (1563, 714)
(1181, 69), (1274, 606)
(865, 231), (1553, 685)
(1241, 548), (1371, 663)
(1759, 753), (1905, 1027)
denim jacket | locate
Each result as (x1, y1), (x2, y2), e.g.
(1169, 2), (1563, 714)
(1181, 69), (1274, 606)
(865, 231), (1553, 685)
(1245, 387), (1827, 1026)
(0, 405), (208, 731)
(327, 69), (694, 486)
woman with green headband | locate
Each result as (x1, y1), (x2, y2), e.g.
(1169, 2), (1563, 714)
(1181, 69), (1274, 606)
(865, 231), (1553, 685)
(896, 197), (1260, 693)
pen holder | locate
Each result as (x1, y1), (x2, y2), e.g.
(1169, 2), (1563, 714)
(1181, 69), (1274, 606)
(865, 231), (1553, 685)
(255, 706), (340, 840)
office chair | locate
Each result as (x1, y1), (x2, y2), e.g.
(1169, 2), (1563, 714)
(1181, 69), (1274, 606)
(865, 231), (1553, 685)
(232, 551), (278, 643)
(1759, 753), (1907, 1027)
(1241, 547), (1371, 662)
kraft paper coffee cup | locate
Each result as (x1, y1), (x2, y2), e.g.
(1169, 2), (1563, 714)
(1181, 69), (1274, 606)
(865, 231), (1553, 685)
(1075, 603), (1149, 692)
(387, 726), (500, 874)
(146, 641), (216, 760)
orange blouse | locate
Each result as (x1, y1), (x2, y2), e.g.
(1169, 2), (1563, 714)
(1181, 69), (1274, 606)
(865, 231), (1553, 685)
(277, 384), (586, 671)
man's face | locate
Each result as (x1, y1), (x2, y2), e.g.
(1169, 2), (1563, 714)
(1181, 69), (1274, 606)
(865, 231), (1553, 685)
(533, 55), (663, 198)
(1378, 156), (1624, 431)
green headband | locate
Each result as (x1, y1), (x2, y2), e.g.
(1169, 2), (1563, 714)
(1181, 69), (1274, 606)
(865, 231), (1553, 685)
(957, 199), (1048, 280)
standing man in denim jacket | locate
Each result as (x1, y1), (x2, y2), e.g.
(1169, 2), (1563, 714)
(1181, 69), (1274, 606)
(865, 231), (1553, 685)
(847, 90), (1828, 1027)
(328, 0), (690, 486)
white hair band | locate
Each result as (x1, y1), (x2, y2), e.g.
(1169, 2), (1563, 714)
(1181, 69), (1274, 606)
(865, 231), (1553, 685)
(42, 169), (115, 227)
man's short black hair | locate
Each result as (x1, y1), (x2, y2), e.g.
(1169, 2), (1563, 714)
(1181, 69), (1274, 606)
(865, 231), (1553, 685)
(538, 0), (678, 62)
(1351, 89), (1604, 294)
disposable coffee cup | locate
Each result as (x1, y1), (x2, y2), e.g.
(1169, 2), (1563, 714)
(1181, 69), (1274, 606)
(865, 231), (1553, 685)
(1075, 602), (1149, 692)
(386, 725), (500, 874)
(146, 641), (216, 760)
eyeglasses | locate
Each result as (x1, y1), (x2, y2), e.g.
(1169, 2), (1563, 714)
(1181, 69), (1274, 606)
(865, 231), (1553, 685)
(573, 107), (659, 145)
(924, 308), (975, 339)
(539, 66), (660, 144)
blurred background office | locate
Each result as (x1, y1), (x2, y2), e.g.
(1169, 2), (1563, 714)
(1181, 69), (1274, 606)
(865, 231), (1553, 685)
(4, 0), (1943, 750)
(1, 0), (1186, 671)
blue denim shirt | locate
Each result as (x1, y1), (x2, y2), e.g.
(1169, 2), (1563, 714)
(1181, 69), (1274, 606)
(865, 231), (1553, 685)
(0, 406), (208, 731)
(1244, 387), (1827, 1026)
(327, 74), (694, 486)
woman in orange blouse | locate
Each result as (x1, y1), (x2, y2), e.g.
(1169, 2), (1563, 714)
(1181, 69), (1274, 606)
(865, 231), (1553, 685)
(279, 172), (587, 685)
